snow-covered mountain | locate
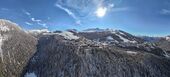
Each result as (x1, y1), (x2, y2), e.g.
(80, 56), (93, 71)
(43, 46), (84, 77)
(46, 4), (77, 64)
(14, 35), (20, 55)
(22, 29), (170, 77)
(0, 19), (170, 77)
(23, 29), (170, 77)
(138, 36), (162, 42)
(79, 28), (143, 44)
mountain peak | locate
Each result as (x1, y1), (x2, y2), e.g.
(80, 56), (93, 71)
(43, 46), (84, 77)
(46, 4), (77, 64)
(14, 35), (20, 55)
(0, 19), (22, 32)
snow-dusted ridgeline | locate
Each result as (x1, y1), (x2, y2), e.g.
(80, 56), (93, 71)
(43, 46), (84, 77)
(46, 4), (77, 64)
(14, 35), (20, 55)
(28, 29), (49, 34)
(44, 31), (79, 40)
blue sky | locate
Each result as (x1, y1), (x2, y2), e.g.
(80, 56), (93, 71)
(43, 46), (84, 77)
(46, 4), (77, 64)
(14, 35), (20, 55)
(0, 0), (170, 36)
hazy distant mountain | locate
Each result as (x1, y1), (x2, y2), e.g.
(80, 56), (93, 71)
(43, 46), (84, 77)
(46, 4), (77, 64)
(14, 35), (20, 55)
(0, 19), (37, 77)
(0, 19), (170, 77)
(138, 36), (162, 42)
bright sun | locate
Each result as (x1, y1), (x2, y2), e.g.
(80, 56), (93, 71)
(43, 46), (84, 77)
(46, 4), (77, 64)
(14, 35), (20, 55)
(95, 7), (107, 18)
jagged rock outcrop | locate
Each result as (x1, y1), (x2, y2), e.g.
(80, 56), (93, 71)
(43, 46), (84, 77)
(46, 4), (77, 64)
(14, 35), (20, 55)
(0, 19), (37, 77)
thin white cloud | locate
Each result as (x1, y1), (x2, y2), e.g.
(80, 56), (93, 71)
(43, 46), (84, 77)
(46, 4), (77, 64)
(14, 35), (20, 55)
(31, 18), (48, 28)
(25, 22), (33, 25)
(23, 10), (31, 16)
(31, 18), (41, 22)
(22, 9), (48, 28)
(55, 4), (77, 19)
(37, 22), (48, 28)
(25, 12), (31, 16)
(55, 4), (82, 25)
(55, 0), (121, 25)
(160, 9), (170, 15)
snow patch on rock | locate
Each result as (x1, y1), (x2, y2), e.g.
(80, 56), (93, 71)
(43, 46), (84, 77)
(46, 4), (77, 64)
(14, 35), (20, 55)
(165, 36), (170, 41)
(118, 35), (129, 42)
(0, 26), (10, 32)
(116, 34), (137, 43)
(129, 40), (137, 43)
(0, 34), (8, 63)
(106, 36), (114, 40)
(163, 51), (170, 58)
(106, 36), (119, 43)
(126, 51), (137, 55)
(0, 22), (10, 63)
(25, 72), (37, 77)
(116, 34), (129, 42)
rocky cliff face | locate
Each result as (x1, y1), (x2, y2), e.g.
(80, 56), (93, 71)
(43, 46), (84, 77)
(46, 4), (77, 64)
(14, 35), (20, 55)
(0, 19), (37, 77)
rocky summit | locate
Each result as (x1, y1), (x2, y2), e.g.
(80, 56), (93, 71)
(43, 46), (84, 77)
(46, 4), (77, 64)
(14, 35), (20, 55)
(0, 19), (170, 77)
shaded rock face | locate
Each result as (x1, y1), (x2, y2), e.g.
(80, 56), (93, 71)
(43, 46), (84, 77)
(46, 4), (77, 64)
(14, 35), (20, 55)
(137, 36), (170, 57)
(155, 39), (170, 51)
(155, 41), (170, 58)
(23, 35), (170, 77)
(0, 19), (37, 77)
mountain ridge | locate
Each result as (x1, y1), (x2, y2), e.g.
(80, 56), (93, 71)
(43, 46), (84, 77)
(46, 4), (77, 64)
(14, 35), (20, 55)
(0, 19), (170, 77)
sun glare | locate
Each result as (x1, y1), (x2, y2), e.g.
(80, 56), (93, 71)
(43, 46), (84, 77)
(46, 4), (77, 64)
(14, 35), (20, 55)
(95, 7), (107, 18)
